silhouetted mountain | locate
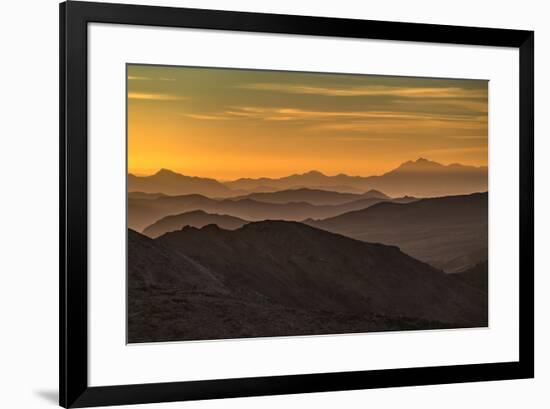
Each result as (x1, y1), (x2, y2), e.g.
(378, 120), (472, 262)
(361, 158), (488, 197)
(128, 191), (167, 200)
(224, 159), (487, 197)
(232, 188), (363, 205)
(128, 228), (226, 292)
(362, 189), (390, 199)
(239, 184), (366, 195)
(129, 226), (484, 343)
(129, 159), (486, 198)
(143, 210), (249, 238)
(157, 221), (487, 327)
(392, 195), (419, 204)
(308, 192), (488, 272)
(128, 193), (394, 232)
(452, 260), (488, 293)
(128, 169), (235, 197)
(231, 187), (390, 206)
(224, 170), (360, 193)
(129, 194), (322, 231)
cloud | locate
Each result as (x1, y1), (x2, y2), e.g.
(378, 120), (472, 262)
(324, 135), (397, 142)
(309, 120), (485, 134)
(236, 83), (487, 99)
(393, 98), (488, 114)
(128, 76), (176, 81)
(222, 106), (483, 124)
(446, 135), (488, 140)
(128, 92), (185, 101)
(181, 106), (487, 135)
(184, 114), (230, 120)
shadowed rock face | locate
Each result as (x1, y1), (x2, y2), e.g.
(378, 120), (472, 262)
(128, 222), (487, 343)
(127, 228), (226, 292)
(308, 192), (488, 273)
(452, 260), (488, 293)
(182, 224), (480, 313)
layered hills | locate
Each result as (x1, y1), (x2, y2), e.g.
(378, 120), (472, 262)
(129, 158), (487, 198)
(143, 210), (249, 238)
(127, 158), (489, 342)
(224, 158), (487, 197)
(230, 187), (389, 205)
(308, 192), (488, 272)
(128, 222), (488, 342)
(129, 192), (402, 232)
(128, 168), (234, 197)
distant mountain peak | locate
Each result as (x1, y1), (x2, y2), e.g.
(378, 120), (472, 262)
(303, 170), (325, 176)
(201, 223), (222, 232)
(173, 209), (208, 216)
(396, 158), (443, 170)
(362, 189), (390, 199)
(365, 189), (385, 195)
(128, 167), (233, 197)
(155, 168), (179, 176)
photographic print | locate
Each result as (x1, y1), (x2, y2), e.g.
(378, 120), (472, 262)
(127, 64), (489, 343)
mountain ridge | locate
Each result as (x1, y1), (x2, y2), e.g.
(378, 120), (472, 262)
(143, 210), (249, 238)
(229, 187), (390, 206)
(129, 226), (476, 343)
(128, 193), (402, 232)
(223, 158), (487, 197)
(308, 192), (488, 272)
(129, 158), (487, 197)
(156, 220), (487, 326)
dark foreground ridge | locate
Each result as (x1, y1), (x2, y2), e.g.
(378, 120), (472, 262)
(128, 221), (487, 343)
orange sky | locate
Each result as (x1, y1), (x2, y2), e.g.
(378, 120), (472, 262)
(128, 64), (488, 179)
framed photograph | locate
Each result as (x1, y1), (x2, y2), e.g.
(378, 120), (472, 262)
(60, 1), (534, 407)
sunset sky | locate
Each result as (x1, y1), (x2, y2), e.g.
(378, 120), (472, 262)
(127, 64), (488, 180)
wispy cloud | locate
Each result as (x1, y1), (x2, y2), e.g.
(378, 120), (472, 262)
(181, 105), (487, 135)
(221, 106), (483, 124)
(236, 83), (487, 99)
(184, 114), (229, 120)
(128, 92), (185, 101)
(128, 76), (176, 81)
(393, 98), (488, 114)
(323, 135), (397, 142)
(446, 135), (488, 140)
(309, 120), (485, 134)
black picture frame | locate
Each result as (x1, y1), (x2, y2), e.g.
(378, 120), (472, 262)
(60, 1), (534, 407)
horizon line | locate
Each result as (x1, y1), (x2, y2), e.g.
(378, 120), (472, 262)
(128, 157), (488, 180)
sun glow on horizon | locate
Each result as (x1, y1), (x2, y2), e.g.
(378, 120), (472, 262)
(128, 65), (488, 180)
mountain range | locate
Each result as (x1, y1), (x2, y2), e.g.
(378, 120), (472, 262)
(127, 158), (488, 342)
(128, 158), (487, 198)
(230, 187), (389, 205)
(307, 192), (488, 273)
(143, 210), (249, 238)
(128, 222), (487, 342)
(128, 191), (411, 232)
(128, 169), (233, 197)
